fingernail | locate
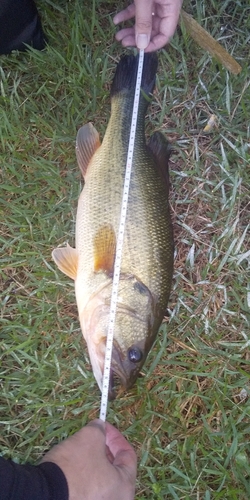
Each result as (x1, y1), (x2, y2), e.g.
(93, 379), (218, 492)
(136, 34), (150, 49)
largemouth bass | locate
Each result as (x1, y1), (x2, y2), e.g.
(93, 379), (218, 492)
(52, 53), (174, 399)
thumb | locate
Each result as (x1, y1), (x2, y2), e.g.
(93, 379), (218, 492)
(134, 0), (154, 49)
(105, 422), (137, 479)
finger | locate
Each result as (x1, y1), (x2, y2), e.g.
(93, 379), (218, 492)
(145, 32), (168, 52)
(160, 10), (181, 41)
(87, 418), (105, 434)
(146, 15), (177, 51)
(113, 4), (135, 25)
(117, 35), (137, 48)
(113, 448), (137, 478)
(105, 422), (137, 464)
(115, 27), (135, 43)
(105, 423), (137, 486)
(115, 17), (160, 48)
(105, 444), (115, 464)
(134, 0), (154, 49)
(77, 418), (107, 459)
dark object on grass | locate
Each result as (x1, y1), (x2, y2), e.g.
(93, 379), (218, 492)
(0, 0), (46, 55)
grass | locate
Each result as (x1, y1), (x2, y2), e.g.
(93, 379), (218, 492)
(0, 0), (249, 498)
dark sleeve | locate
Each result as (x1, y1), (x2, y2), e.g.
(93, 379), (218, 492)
(0, 0), (46, 55)
(0, 457), (68, 500)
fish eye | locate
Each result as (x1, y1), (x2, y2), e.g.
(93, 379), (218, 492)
(128, 347), (143, 363)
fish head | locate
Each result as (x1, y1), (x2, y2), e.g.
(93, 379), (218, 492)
(78, 274), (159, 399)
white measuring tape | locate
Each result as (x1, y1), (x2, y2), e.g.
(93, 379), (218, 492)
(99, 49), (145, 421)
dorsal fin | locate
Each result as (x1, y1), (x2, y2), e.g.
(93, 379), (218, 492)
(93, 224), (116, 275)
(147, 132), (172, 192)
(76, 123), (101, 178)
(52, 244), (78, 280)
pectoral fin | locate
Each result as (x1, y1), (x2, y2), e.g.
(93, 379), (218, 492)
(93, 224), (116, 275)
(148, 132), (171, 193)
(52, 244), (78, 280)
(76, 123), (101, 178)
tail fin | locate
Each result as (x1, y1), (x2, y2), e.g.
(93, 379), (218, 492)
(110, 53), (158, 98)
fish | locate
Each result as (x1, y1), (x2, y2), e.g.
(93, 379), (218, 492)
(52, 53), (174, 399)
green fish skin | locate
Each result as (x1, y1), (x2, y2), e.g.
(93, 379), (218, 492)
(52, 53), (174, 399)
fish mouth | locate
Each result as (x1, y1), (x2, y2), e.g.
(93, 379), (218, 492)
(108, 370), (115, 401)
(107, 341), (143, 400)
(108, 364), (141, 400)
(108, 355), (127, 401)
(108, 370), (121, 401)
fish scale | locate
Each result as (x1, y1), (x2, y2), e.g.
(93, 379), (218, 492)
(52, 52), (174, 402)
(77, 94), (172, 306)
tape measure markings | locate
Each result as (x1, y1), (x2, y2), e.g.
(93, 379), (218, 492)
(99, 50), (145, 421)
